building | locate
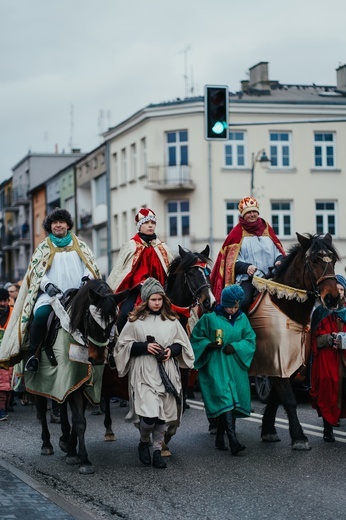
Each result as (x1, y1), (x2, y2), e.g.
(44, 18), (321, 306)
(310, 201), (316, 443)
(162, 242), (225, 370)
(103, 61), (346, 275)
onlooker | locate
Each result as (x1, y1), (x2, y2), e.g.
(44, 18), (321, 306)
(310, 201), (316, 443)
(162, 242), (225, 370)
(310, 274), (346, 442)
(211, 196), (285, 312)
(8, 284), (20, 306)
(107, 208), (174, 333)
(0, 288), (14, 421)
(190, 285), (256, 455)
(0, 208), (100, 372)
(114, 278), (194, 468)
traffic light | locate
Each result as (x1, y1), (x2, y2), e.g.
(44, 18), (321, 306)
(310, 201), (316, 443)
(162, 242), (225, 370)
(204, 85), (229, 140)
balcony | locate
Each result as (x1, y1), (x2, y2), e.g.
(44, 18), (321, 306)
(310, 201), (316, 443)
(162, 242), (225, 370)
(3, 224), (30, 250)
(12, 185), (30, 206)
(146, 164), (196, 192)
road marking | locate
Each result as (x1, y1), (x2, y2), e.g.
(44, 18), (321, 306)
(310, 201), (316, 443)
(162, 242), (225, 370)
(187, 399), (346, 443)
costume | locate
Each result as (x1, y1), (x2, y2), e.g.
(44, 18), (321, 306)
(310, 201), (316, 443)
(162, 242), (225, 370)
(0, 233), (100, 368)
(115, 314), (194, 424)
(211, 218), (285, 304)
(190, 307), (256, 418)
(310, 308), (346, 426)
(0, 305), (14, 418)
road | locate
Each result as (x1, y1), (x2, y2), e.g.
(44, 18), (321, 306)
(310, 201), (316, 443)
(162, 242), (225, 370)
(0, 390), (345, 520)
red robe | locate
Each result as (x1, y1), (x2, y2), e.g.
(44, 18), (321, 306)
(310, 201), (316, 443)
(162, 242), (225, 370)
(210, 219), (285, 303)
(310, 314), (346, 425)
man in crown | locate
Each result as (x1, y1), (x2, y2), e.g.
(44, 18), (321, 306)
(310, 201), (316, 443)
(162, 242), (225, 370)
(211, 196), (285, 312)
(107, 208), (174, 332)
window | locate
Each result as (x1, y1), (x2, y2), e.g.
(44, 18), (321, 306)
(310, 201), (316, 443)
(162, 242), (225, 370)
(94, 174), (106, 205)
(130, 143), (137, 181)
(112, 153), (119, 187)
(166, 131), (188, 167)
(224, 132), (246, 167)
(121, 148), (127, 184)
(270, 132), (291, 168)
(140, 138), (147, 177)
(315, 201), (336, 235)
(122, 211), (128, 244)
(225, 201), (239, 234)
(113, 214), (119, 249)
(95, 226), (107, 257)
(167, 200), (190, 237)
(314, 133), (335, 168)
(271, 201), (292, 238)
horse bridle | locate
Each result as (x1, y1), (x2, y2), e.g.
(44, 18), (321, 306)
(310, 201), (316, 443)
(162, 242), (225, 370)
(82, 308), (115, 348)
(184, 263), (212, 308)
(304, 251), (337, 298)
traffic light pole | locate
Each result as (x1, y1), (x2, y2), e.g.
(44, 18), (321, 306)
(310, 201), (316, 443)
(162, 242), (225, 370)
(208, 141), (213, 258)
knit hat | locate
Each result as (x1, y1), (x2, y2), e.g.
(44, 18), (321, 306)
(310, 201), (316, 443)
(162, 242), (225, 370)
(221, 285), (244, 308)
(140, 277), (165, 302)
(238, 196), (260, 217)
(135, 208), (156, 231)
(0, 288), (10, 300)
(336, 274), (346, 290)
(43, 208), (74, 233)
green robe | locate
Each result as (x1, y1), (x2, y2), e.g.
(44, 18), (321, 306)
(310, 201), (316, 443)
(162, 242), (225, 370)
(190, 310), (256, 418)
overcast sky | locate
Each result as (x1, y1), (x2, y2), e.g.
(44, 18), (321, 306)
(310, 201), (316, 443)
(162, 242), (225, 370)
(1, 0), (345, 183)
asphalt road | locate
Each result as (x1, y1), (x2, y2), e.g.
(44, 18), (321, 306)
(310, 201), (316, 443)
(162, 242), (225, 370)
(0, 391), (345, 520)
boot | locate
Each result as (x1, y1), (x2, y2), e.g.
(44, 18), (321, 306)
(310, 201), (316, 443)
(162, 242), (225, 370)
(138, 441), (151, 466)
(222, 411), (245, 455)
(152, 450), (167, 469)
(323, 418), (335, 443)
(215, 416), (228, 451)
(25, 354), (39, 373)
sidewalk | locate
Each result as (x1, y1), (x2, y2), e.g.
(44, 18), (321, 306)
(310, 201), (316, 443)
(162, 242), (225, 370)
(0, 457), (97, 520)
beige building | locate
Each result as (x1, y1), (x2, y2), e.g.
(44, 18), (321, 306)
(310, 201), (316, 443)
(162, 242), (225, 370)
(103, 61), (346, 276)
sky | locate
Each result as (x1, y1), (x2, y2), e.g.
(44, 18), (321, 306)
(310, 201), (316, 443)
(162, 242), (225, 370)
(1, 0), (346, 182)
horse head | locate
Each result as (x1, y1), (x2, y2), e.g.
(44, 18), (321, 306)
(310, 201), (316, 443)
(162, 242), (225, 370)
(296, 232), (340, 309)
(69, 280), (128, 365)
(166, 245), (216, 314)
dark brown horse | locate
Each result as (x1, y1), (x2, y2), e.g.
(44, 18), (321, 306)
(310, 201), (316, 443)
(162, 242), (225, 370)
(100, 245), (216, 442)
(26, 279), (127, 474)
(249, 233), (340, 450)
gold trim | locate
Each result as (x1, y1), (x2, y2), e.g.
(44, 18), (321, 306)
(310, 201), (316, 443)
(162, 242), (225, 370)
(252, 276), (309, 303)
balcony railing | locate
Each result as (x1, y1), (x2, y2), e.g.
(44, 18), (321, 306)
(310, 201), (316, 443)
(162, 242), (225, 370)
(12, 185), (30, 205)
(146, 164), (195, 191)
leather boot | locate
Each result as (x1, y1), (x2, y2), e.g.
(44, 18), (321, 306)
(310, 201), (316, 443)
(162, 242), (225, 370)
(215, 415), (228, 451)
(152, 450), (167, 469)
(323, 418), (335, 443)
(138, 441), (151, 466)
(222, 411), (246, 455)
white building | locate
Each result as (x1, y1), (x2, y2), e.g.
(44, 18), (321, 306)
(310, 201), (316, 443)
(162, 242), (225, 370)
(100, 61), (346, 275)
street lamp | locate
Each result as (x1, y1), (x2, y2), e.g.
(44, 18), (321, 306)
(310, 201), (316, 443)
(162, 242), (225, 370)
(250, 149), (271, 196)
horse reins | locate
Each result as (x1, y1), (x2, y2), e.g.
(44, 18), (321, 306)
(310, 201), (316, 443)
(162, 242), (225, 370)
(82, 308), (115, 348)
(184, 262), (212, 308)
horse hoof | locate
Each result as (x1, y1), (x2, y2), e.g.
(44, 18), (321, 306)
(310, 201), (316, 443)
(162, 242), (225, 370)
(65, 455), (80, 465)
(261, 434), (281, 442)
(41, 447), (54, 456)
(79, 464), (95, 475)
(292, 440), (311, 451)
(104, 434), (116, 442)
(59, 440), (69, 453)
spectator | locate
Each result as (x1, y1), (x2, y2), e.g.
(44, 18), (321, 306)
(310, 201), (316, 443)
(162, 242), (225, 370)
(7, 284), (20, 306)
(0, 288), (14, 421)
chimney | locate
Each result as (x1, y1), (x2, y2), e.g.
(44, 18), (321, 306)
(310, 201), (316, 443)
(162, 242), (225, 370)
(248, 62), (270, 93)
(336, 64), (346, 93)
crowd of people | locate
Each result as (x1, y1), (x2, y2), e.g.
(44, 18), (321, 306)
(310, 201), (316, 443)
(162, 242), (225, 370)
(0, 198), (346, 470)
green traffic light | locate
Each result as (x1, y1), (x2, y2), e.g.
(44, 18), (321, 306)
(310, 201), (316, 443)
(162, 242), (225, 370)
(212, 121), (227, 135)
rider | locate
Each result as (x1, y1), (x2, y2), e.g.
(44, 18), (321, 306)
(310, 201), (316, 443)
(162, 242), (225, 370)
(107, 207), (174, 333)
(0, 208), (100, 372)
(211, 196), (285, 312)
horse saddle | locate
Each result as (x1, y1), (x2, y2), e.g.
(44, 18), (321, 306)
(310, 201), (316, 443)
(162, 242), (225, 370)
(43, 288), (79, 366)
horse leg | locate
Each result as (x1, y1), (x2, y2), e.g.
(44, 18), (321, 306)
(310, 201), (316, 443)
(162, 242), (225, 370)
(35, 395), (54, 455)
(58, 401), (71, 453)
(261, 382), (281, 442)
(103, 394), (116, 441)
(68, 391), (94, 474)
(272, 377), (311, 451)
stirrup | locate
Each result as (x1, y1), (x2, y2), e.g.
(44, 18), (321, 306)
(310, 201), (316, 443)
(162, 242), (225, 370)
(25, 356), (39, 373)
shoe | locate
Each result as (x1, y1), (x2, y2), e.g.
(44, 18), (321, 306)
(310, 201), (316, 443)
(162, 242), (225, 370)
(152, 450), (167, 469)
(50, 413), (61, 424)
(0, 409), (8, 421)
(323, 430), (335, 442)
(25, 356), (39, 373)
(119, 399), (127, 408)
(138, 441), (151, 466)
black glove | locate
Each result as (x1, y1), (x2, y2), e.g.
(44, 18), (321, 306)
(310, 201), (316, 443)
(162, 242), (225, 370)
(45, 283), (62, 297)
(207, 341), (222, 350)
(223, 344), (236, 355)
(80, 276), (91, 287)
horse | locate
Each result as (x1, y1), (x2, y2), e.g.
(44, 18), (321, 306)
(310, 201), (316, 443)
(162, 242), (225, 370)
(249, 232), (340, 450)
(24, 279), (127, 474)
(100, 245), (216, 443)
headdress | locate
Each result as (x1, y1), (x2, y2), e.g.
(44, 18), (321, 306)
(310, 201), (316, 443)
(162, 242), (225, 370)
(221, 285), (244, 308)
(140, 277), (165, 302)
(43, 208), (74, 233)
(238, 197), (260, 217)
(135, 208), (156, 231)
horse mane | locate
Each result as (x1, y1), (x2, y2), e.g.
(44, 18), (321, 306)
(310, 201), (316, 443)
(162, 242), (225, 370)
(69, 279), (116, 332)
(273, 233), (340, 280)
(166, 249), (212, 294)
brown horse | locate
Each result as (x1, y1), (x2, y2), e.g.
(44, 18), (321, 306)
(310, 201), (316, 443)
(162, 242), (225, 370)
(249, 233), (340, 450)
